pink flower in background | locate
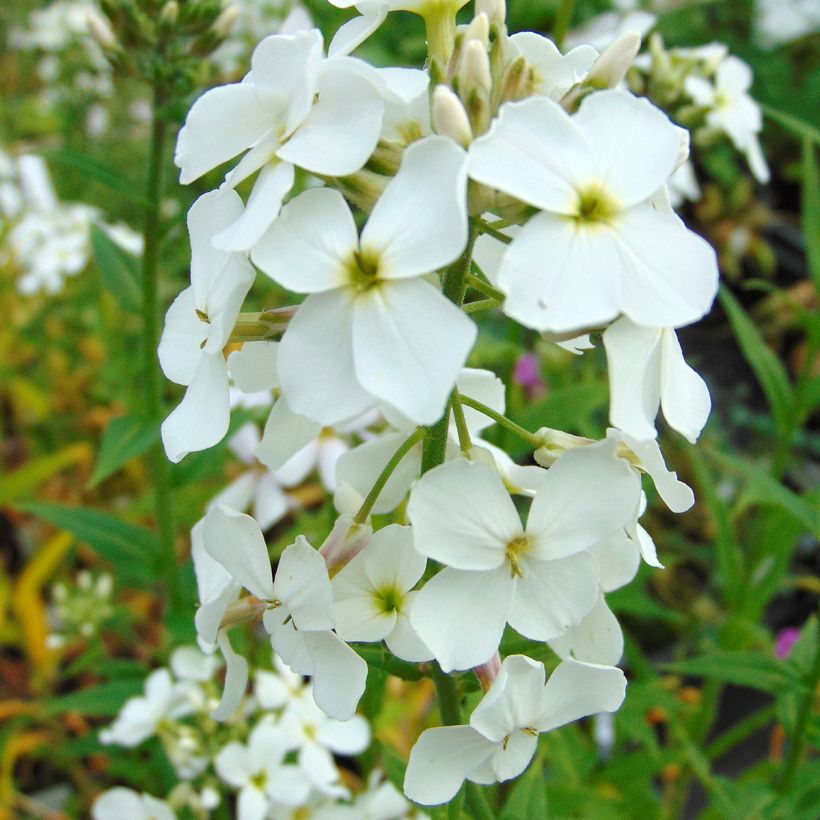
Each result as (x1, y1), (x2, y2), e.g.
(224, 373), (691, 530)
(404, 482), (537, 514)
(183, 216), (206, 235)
(774, 627), (800, 659)
(513, 352), (546, 400)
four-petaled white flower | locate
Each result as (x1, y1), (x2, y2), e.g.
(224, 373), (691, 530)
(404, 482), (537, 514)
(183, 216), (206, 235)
(404, 655), (626, 805)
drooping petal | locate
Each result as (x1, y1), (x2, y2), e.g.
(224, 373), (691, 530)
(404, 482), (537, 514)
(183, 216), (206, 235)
(526, 438), (639, 559)
(535, 658), (627, 732)
(404, 726), (496, 806)
(485, 730), (539, 783)
(278, 290), (377, 425)
(548, 594), (624, 666)
(175, 84), (275, 184)
(407, 459), (518, 570)
(256, 397), (322, 471)
(251, 187), (355, 293)
(301, 630), (367, 720)
(202, 504), (275, 600)
(659, 329), (711, 443)
(271, 536), (335, 631)
(410, 566), (514, 671)
(227, 342), (279, 393)
(352, 279), (476, 424)
(361, 136), (469, 278)
(328, 4), (389, 57)
(161, 353), (230, 463)
(277, 68), (383, 176)
(615, 205), (718, 329)
(212, 630), (250, 720)
(508, 553), (599, 641)
(158, 287), (206, 386)
(468, 96), (586, 214)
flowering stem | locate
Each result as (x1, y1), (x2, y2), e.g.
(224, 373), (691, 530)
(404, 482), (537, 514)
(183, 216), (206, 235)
(475, 219), (512, 244)
(466, 272), (504, 301)
(353, 427), (427, 525)
(142, 85), (182, 614)
(457, 394), (542, 448)
(450, 390), (472, 454)
(553, 0), (577, 48)
(464, 297), (502, 314)
(228, 308), (293, 343)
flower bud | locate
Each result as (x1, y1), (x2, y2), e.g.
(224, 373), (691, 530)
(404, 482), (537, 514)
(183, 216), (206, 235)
(497, 54), (529, 103)
(476, 0), (506, 28)
(586, 31), (642, 89)
(474, 652), (501, 692)
(211, 4), (240, 39)
(160, 1), (179, 27)
(533, 427), (592, 467)
(334, 482), (363, 516)
(464, 13), (490, 48)
(87, 12), (118, 52)
(459, 40), (492, 96)
(432, 85), (473, 147)
(319, 515), (372, 576)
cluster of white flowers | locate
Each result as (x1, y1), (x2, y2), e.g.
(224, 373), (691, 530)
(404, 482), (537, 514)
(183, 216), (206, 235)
(96, 645), (415, 818)
(157, 0), (730, 806)
(45, 570), (114, 648)
(0, 149), (142, 295)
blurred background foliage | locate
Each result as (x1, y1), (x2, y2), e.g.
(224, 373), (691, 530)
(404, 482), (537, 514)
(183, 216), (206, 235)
(0, 0), (818, 818)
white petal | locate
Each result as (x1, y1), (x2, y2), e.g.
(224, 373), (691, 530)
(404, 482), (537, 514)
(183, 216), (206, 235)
(352, 279), (476, 424)
(603, 317), (663, 440)
(615, 205), (718, 329)
(498, 212), (621, 333)
(272, 536), (335, 631)
(212, 630), (250, 720)
(302, 630), (367, 720)
(468, 96), (585, 214)
(317, 714), (371, 754)
(526, 439), (639, 559)
(237, 785), (269, 820)
(587, 530), (640, 592)
(228, 341), (279, 393)
(334, 594), (395, 642)
(548, 595), (624, 666)
(161, 353), (230, 463)
(328, 5), (388, 57)
(253, 473), (291, 530)
(212, 161), (295, 252)
(410, 566), (513, 671)
(278, 290), (376, 425)
(362, 136), (468, 278)
(256, 397), (322, 471)
(274, 439), (318, 488)
(203, 504), (275, 600)
(385, 607), (433, 662)
(485, 730), (538, 783)
(175, 84), (274, 184)
(408, 459), (518, 570)
(158, 287), (206, 386)
(510, 32), (597, 99)
(508, 553), (599, 641)
(659, 329), (711, 443)
(367, 523), (426, 590)
(574, 91), (684, 208)
(317, 437), (348, 491)
(457, 368), (506, 435)
(404, 726), (496, 806)
(535, 658), (626, 732)
(277, 68), (383, 176)
(209, 471), (258, 515)
(251, 187), (355, 292)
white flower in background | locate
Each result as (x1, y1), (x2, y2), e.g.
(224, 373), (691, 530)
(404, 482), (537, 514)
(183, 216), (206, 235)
(175, 29), (384, 250)
(333, 524), (432, 661)
(92, 788), (175, 820)
(215, 723), (312, 819)
(603, 317), (711, 444)
(252, 136), (475, 426)
(255, 657), (313, 718)
(508, 32), (598, 100)
(170, 645), (223, 684)
(349, 771), (417, 819)
(336, 367), (504, 514)
(468, 90), (718, 333)
(685, 55), (770, 184)
(667, 160), (702, 209)
(408, 440), (640, 670)
(158, 190), (255, 462)
(202, 504), (367, 719)
(404, 656), (626, 804)
(564, 8), (656, 52)
(99, 669), (194, 747)
(754, 0), (820, 47)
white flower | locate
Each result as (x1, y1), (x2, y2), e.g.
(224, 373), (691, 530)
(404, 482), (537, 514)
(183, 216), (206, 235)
(215, 723), (312, 819)
(508, 32), (598, 100)
(685, 56), (770, 184)
(468, 90), (718, 332)
(99, 668), (194, 747)
(175, 29), (384, 250)
(667, 160), (701, 209)
(602, 317), (711, 444)
(159, 190), (255, 462)
(333, 524), (432, 662)
(403, 655), (626, 804)
(202, 505), (367, 719)
(92, 788), (175, 820)
(408, 439), (640, 670)
(251, 136), (474, 426)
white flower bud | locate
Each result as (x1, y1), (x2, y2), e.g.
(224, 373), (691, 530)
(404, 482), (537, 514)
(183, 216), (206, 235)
(334, 481), (363, 516)
(465, 13), (490, 47)
(459, 39), (492, 96)
(87, 12), (118, 52)
(211, 4), (240, 39)
(319, 514), (372, 575)
(533, 427), (592, 467)
(431, 85), (473, 147)
(586, 31), (642, 89)
(476, 0), (506, 27)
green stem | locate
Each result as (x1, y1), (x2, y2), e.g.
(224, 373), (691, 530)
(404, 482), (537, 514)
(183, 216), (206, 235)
(475, 219), (512, 245)
(142, 85), (182, 613)
(465, 783), (496, 820)
(353, 427), (427, 524)
(464, 297), (502, 314)
(466, 272), (504, 301)
(458, 394), (542, 448)
(778, 614), (820, 793)
(706, 704), (775, 761)
(432, 662), (462, 725)
(450, 390), (472, 454)
(553, 0), (577, 48)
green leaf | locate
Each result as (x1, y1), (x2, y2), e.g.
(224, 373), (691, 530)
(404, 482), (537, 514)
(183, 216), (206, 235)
(719, 286), (794, 441)
(705, 448), (820, 535)
(89, 414), (160, 488)
(500, 756), (548, 820)
(39, 147), (150, 206)
(354, 644), (425, 681)
(16, 502), (160, 586)
(802, 138), (820, 292)
(43, 679), (143, 717)
(91, 225), (142, 312)
(664, 652), (801, 694)
(0, 443), (90, 505)
(763, 106), (820, 145)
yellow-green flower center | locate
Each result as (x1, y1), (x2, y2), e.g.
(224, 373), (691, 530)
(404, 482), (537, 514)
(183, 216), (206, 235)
(572, 184), (618, 225)
(345, 247), (383, 292)
(505, 535), (531, 578)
